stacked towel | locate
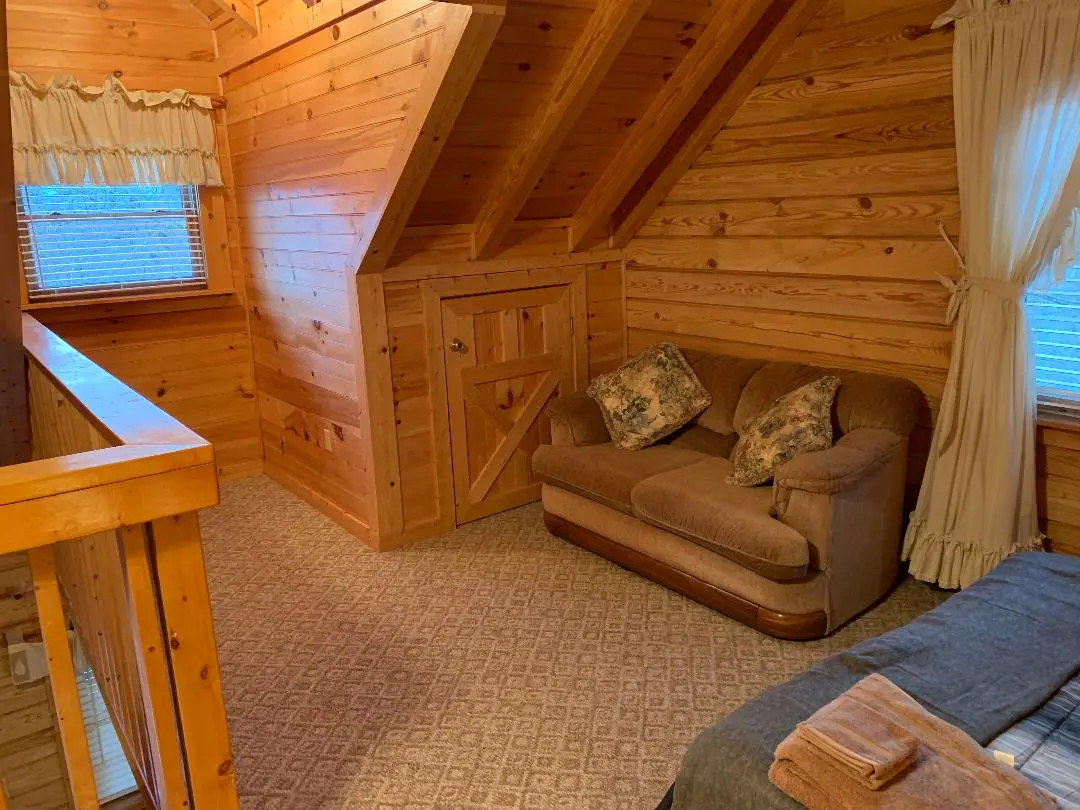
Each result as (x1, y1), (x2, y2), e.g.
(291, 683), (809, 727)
(769, 673), (1054, 810)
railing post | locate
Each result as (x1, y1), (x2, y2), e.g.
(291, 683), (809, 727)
(119, 525), (192, 809)
(27, 545), (100, 810)
(150, 513), (239, 810)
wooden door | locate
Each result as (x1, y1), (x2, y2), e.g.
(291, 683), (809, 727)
(442, 285), (576, 523)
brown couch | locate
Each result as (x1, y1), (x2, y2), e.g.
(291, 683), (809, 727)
(532, 351), (922, 640)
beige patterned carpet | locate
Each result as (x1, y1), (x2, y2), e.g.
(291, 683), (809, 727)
(200, 477), (949, 810)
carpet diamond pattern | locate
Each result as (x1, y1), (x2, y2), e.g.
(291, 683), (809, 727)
(200, 477), (948, 809)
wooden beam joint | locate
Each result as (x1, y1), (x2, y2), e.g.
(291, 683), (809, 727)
(469, 0), (650, 260)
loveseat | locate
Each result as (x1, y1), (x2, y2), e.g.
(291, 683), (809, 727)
(532, 351), (922, 639)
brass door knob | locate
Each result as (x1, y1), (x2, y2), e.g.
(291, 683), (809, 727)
(449, 338), (467, 353)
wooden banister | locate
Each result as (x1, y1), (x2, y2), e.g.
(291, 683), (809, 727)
(2, 316), (238, 810)
(0, 316), (219, 555)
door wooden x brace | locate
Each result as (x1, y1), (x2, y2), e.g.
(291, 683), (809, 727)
(441, 285), (575, 523)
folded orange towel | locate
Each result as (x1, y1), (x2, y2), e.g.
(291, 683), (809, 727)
(797, 694), (918, 789)
(769, 674), (1054, 810)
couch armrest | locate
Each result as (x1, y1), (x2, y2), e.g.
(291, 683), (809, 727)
(546, 392), (610, 447)
(773, 428), (909, 631)
(774, 428), (906, 495)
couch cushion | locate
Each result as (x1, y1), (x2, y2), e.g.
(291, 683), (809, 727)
(665, 424), (737, 457)
(533, 442), (707, 515)
(734, 362), (922, 438)
(630, 457), (809, 581)
(683, 351), (764, 435)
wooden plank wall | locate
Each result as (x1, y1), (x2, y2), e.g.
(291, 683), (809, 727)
(222, 0), (452, 536)
(626, 0), (958, 505)
(624, 0), (1080, 557)
(382, 257), (625, 538)
(6, 0), (262, 480)
(0, 553), (71, 810)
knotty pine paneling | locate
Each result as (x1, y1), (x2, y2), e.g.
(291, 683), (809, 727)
(7, 4), (262, 480)
(628, 0), (958, 506)
(7, 0), (219, 94)
(627, 0), (1080, 557)
(0, 553), (70, 810)
(406, 0), (726, 226)
(383, 259), (625, 536)
(225, 0), (449, 534)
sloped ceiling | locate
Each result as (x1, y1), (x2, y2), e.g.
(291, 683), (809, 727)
(396, 0), (826, 259)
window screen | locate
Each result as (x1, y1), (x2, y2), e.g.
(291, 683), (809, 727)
(1026, 270), (1080, 411)
(17, 184), (208, 301)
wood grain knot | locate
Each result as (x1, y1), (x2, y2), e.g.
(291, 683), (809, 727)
(218, 760), (233, 776)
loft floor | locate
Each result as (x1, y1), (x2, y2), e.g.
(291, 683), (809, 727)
(201, 477), (948, 810)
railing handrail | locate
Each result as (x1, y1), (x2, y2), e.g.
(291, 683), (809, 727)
(2, 316), (219, 554)
(21, 314), (211, 449)
(4, 314), (237, 810)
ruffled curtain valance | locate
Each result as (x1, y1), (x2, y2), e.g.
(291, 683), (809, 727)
(9, 71), (223, 187)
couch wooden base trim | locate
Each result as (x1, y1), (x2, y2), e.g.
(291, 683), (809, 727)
(544, 512), (830, 641)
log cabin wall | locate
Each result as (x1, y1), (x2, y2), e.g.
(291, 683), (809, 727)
(378, 256), (626, 543)
(626, 0), (958, 509)
(219, 0), (457, 539)
(624, 0), (1080, 556)
(6, 0), (262, 480)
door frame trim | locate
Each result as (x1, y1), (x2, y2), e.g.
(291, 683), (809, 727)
(421, 266), (589, 529)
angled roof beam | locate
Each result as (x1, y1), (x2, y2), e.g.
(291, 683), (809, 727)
(567, 0), (776, 253)
(188, 0), (257, 34)
(354, 1), (506, 275)
(470, 0), (651, 260)
(610, 0), (826, 247)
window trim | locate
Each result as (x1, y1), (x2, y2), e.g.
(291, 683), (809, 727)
(17, 186), (234, 310)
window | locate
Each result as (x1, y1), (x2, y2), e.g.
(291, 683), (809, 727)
(76, 658), (138, 803)
(1026, 268), (1080, 411)
(16, 184), (209, 302)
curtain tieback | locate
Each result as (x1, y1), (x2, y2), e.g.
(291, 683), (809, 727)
(934, 222), (1024, 324)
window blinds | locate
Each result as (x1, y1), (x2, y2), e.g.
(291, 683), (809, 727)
(1026, 271), (1080, 413)
(16, 184), (208, 301)
(76, 663), (138, 803)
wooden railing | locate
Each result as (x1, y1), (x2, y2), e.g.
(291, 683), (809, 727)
(1, 315), (238, 810)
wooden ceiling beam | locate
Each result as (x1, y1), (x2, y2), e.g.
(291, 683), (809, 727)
(609, 0), (827, 247)
(566, 0), (776, 253)
(469, 0), (650, 260)
(186, 0), (258, 34)
(355, 2), (506, 275)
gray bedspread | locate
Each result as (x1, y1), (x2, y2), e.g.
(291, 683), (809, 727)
(669, 552), (1080, 810)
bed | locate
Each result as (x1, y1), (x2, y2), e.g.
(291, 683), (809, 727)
(658, 552), (1080, 810)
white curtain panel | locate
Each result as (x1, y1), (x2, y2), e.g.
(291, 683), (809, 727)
(8, 72), (223, 187)
(904, 0), (1080, 588)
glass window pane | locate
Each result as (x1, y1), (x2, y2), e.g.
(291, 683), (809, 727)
(1026, 268), (1080, 401)
(17, 184), (208, 300)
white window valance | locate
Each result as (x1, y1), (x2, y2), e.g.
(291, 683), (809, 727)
(8, 72), (223, 187)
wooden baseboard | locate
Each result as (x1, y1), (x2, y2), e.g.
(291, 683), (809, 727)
(263, 463), (374, 547)
(543, 512), (830, 640)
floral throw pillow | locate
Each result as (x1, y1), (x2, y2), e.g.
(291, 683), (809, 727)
(728, 376), (842, 487)
(587, 343), (712, 451)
